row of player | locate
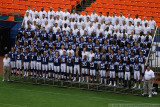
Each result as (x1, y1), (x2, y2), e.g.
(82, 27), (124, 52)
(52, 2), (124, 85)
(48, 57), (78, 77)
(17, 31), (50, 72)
(24, 7), (156, 31)
(9, 47), (146, 88)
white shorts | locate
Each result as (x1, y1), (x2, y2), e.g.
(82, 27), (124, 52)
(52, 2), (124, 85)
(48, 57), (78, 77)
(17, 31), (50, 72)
(100, 70), (106, 77)
(11, 61), (15, 68)
(16, 60), (22, 69)
(74, 65), (80, 75)
(82, 68), (88, 74)
(23, 62), (29, 70)
(42, 64), (48, 71)
(110, 71), (115, 78)
(36, 62), (41, 70)
(67, 66), (72, 73)
(48, 62), (54, 71)
(125, 72), (130, 80)
(90, 69), (95, 76)
(61, 63), (66, 73)
(140, 64), (144, 73)
(134, 71), (140, 80)
(31, 61), (36, 69)
(54, 66), (60, 73)
(118, 72), (124, 78)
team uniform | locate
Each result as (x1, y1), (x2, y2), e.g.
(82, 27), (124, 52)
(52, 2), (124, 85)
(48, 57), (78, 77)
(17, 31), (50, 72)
(133, 62), (141, 88)
(89, 61), (96, 82)
(48, 54), (54, 78)
(81, 59), (88, 82)
(60, 55), (67, 79)
(66, 56), (73, 79)
(23, 53), (30, 77)
(54, 56), (60, 79)
(42, 54), (48, 78)
(109, 62), (116, 86)
(29, 52), (37, 76)
(100, 61), (107, 84)
(118, 63), (124, 86)
(73, 56), (81, 82)
(16, 52), (22, 75)
(124, 63), (131, 87)
(36, 54), (42, 77)
(9, 51), (16, 74)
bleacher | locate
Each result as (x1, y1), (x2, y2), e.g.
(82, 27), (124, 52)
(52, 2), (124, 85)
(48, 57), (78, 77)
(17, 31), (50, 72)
(82, 0), (160, 26)
(0, 0), (81, 21)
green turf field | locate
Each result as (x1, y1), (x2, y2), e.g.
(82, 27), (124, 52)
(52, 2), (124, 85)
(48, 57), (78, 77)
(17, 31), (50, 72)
(0, 75), (159, 107)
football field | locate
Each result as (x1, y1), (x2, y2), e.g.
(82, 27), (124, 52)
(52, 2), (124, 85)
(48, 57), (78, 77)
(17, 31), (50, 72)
(0, 75), (159, 107)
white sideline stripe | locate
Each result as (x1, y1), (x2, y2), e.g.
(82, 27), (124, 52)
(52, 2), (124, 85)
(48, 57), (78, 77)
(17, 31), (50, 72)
(0, 86), (147, 104)
(0, 102), (27, 107)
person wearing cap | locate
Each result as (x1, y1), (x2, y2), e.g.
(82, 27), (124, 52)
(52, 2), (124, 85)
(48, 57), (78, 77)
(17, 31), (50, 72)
(2, 54), (11, 82)
(142, 66), (155, 98)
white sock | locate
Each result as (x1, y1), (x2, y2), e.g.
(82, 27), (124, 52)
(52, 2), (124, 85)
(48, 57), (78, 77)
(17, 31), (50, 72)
(49, 73), (51, 77)
(104, 79), (106, 84)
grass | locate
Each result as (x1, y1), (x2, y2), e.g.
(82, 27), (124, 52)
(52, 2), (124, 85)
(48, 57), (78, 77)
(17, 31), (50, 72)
(0, 75), (160, 107)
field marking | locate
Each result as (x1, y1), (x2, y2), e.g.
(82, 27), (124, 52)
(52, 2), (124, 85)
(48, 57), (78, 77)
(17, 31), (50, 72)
(0, 86), (155, 104)
(0, 102), (27, 107)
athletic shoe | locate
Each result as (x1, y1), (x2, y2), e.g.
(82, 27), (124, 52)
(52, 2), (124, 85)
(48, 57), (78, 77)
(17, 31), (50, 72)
(109, 83), (112, 86)
(148, 95), (152, 98)
(138, 85), (141, 89)
(2, 79), (5, 82)
(114, 83), (116, 87)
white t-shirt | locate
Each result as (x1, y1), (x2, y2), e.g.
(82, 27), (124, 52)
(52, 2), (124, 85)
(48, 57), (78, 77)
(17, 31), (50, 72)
(3, 57), (10, 67)
(111, 16), (118, 25)
(48, 10), (55, 18)
(144, 70), (155, 80)
(39, 10), (47, 19)
(90, 13), (98, 22)
(118, 16), (125, 25)
(134, 18), (141, 26)
(148, 20), (156, 30)
(125, 17), (133, 25)
(31, 10), (39, 19)
(105, 16), (111, 24)
(88, 53), (95, 61)
(82, 51), (89, 59)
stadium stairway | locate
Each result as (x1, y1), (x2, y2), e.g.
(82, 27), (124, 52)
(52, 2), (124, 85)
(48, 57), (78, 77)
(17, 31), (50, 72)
(76, 0), (96, 12)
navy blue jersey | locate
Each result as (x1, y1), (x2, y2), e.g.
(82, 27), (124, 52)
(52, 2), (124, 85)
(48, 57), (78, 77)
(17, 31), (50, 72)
(118, 63), (123, 72)
(25, 28), (32, 38)
(109, 62), (115, 71)
(123, 55), (129, 65)
(82, 35), (88, 43)
(129, 55), (135, 65)
(29, 52), (37, 61)
(93, 43), (100, 51)
(48, 54), (53, 63)
(18, 28), (25, 36)
(72, 43), (76, 51)
(48, 32), (54, 38)
(54, 56), (60, 66)
(125, 64), (130, 72)
(90, 61), (96, 70)
(37, 55), (42, 62)
(95, 53), (101, 62)
(67, 56), (73, 66)
(134, 63), (140, 71)
(55, 41), (61, 50)
(109, 53), (114, 61)
(82, 59), (88, 68)
(75, 35), (80, 44)
(125, 47), (131, 55)
(23, 53), (30, 62)
(60, 55), (66, 64)
(74, 56), (81, 65)
(34, 29), (41, 37)
(132, 46), (140, 56)
(9, 51), (16, 61)
(138, 55), (145, 64)
(116, 53), (122, 62)
(87, 43), (93, 51)
(42, 55), (48, 64)
(16, 52), (22, 60)
(68, 34), (74, 44)
(48, 41), (53, 49)
(41, 31), (48, 40)
(79, 42), (84, 52)
(100, 61), (106, 70)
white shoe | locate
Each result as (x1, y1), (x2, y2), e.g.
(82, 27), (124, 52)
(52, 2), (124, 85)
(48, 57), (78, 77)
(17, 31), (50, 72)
(109, 83), (112, 86)
(2, 80), (4, 82)
(142, 93), (145, 96)
(133, 84), (137, 88)
(148, 95), (152, 98)
(73, 79), (76, 82)
(138, 85), (141, 89)
(114, 83), (116, 87)
(8, 79), (10, 82)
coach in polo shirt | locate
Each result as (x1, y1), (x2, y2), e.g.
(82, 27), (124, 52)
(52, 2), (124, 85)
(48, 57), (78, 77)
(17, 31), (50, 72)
(2, 54), (11, 82)
(142, 66), (155, 98)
